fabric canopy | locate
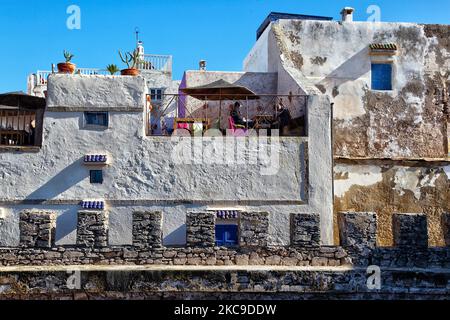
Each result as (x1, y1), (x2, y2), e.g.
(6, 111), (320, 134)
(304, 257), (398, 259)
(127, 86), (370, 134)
(180, 79), (260, 101)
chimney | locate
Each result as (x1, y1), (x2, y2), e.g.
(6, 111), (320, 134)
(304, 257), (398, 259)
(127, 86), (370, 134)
(341, 7), (355, 22)
(199, 60), (207, 71)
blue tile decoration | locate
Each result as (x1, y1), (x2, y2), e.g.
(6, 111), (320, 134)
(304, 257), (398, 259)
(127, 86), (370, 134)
(216, 210), (239, 219)
(84, 155), (108, 163)
(80, 201), (105, 210)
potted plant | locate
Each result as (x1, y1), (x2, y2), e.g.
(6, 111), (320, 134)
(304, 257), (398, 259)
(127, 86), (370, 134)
(106, 64), (120, 75)
(118, 50), (140, 76)
(57, 50), (76, 74)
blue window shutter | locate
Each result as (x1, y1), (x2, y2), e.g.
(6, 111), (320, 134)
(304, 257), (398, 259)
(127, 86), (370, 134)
(215, 225), (238, 246)
(371, 63), (392, 91)
(215, 225), (225, 246)
(85, 112), (109, 126)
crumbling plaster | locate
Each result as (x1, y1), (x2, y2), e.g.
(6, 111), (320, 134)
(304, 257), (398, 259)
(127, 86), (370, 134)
(334, 162), (450, 247)
(258, 20), (450, 159)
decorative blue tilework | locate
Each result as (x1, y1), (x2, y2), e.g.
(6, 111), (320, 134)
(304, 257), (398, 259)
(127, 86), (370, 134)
(216, 210), (239, 220)
(84, 155), (108, 163)
(80, 201), (105, 210)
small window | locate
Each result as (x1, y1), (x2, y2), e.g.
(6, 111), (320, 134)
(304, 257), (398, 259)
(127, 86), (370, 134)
(371, 63), (392, 91)
(84, 112), (109, 127)
(150, 89), (163, 102)
(90, 170), (103, 184)
(215, 224), (238, 247)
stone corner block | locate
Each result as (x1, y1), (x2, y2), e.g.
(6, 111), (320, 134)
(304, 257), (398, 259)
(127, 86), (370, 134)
(132, 211), (163, 248)
(290, 213), (321, 247)
(393, 213), (428, 248)
(76, 210), (109, 248)
(239, 211), (269, 247)
(186, 212), (215, 247)
(19, 210), (57, 248)
(338, 212), (377, 249)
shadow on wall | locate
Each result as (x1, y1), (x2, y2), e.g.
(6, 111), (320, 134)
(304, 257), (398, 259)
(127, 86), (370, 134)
(55, 208), (77, 244)
(164, 224), (186, 247)
(26, 157), (88, 201)
(317, 48), (370, 91)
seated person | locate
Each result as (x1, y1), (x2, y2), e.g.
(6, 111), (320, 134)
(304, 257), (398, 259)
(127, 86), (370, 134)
(230, 102), (254, 128)
(271, 101), (292, 135)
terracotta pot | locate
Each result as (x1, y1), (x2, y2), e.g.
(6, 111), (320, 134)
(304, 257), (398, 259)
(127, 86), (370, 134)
(120, 68), (140, 76)
(57, 62), (76, 74)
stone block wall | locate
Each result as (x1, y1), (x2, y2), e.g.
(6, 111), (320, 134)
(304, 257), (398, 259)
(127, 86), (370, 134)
(338, 212), (377, 249)
(338, 212), (377, 265)
(393, 213), (428, 248)
(132, 211), (163, 248)
(186, 212), (215, 247)
(76, 211), (109, 248)
(1, 210), (448, 270)
(290, 213), (321, 247)
(19, 210), (56, 248)
(239, 212), (269, 247)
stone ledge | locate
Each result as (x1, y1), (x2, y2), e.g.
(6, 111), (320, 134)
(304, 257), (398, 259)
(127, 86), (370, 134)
(0, 267), (448, 300)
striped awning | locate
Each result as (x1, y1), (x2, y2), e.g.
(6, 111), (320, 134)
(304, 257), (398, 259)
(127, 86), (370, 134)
(369, 43), (398, 51)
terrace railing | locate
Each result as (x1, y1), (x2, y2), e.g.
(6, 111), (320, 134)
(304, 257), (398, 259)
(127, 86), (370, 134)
(145, 94), (308, 137)
(36, 71), (51, 86)
(138, 54), (173, 73)
(35, 68), (109, 87)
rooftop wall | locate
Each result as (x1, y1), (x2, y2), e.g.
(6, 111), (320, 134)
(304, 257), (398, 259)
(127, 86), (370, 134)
(246, 20), (450, 160)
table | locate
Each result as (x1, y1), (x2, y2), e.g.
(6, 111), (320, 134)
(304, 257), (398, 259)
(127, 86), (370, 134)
(253, 115), (274, 129)
(173, 118), (211, 134)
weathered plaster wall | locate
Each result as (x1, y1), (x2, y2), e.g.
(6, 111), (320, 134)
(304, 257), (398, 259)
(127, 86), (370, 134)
(334, 161), (450, 246)
(47, 74), (147, 111)
(271, 20), (449, 159)
(244, 19), (450, 245)
(0, 111), (306, 201)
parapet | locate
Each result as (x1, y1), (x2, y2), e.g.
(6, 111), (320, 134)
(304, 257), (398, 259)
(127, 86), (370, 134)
(393, 213), (428, 248)
(290, 213), (321, 247)
(132, 211), (163, 248)
(186, 212), (216, 247)
(76, 211), (109, 248)
(5, 209), (448, 269)
(46, 74), (147, 111)
(19, 210), (56, 248)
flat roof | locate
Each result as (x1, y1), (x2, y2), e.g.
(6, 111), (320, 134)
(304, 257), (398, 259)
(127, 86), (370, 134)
(257, 12), (333, 40)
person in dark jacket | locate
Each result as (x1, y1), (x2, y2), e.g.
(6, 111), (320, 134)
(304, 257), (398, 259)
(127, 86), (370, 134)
(272, 100), (292, 135)
(230, 102), (254, 128)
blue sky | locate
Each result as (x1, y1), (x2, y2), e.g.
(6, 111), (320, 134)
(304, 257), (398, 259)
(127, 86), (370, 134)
(0, 0), (449, 92)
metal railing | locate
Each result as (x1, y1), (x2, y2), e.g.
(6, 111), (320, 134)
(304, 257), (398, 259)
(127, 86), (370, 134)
(146, 94), (308, 137)
(76, 68), (109, 75)
(36, 70), (51, 86)
(0, 109), (36, 146)
(138, 54), (172, 72)
(35, 68), (109, 86)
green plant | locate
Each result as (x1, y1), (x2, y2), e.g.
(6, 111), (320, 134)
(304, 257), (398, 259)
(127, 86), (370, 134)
(63, 50), (74, 63)
(118, 50), (140, 69)
(106, 64), (120, 75)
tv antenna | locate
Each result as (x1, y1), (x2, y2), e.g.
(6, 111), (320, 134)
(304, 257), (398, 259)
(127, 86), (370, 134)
(135, 27), (140, 43)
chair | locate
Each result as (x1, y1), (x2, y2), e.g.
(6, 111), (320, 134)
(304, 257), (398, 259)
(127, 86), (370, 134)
(228, 116), (248, 136)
